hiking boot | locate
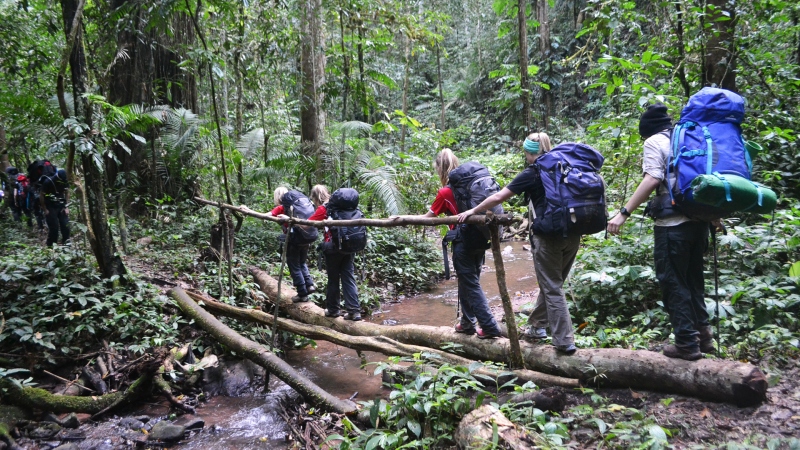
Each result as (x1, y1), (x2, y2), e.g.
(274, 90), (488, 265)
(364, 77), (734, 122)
(697, 326), (716, 354)
(662, 344), (702, 361)
(291, 295), (309, 303)
(454, 323), (476, 335)
(343, 311), (362, 321)
(523, 327), (547, 340)
(307, 285), (317, 294)
(325, 309), (341, 318)
(476, 329), (502, 340)
(555, 343), (577, 355)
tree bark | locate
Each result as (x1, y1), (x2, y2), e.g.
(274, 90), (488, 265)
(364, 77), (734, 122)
(674, 1), (692, 99)
(435, 27), (446, 130)
(61, 0), (127, 280)
(701, 0), (737, 91)
(248, 267), (767, 406)
(0, 124), (8, 174)
(169, 288), (357, 415)
(300, 0), (326, 179)
(186, 291), (579, 389)
(518, 0), (532, 133)
(400, 33), (410, 152)
(537, 0), (552, 128)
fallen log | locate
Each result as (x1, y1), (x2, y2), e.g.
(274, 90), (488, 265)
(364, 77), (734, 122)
(186, 290), (579, 389)
(248, 267), (768, 406)
(0, 372), (152, 415)
(169, 288), (356, 415)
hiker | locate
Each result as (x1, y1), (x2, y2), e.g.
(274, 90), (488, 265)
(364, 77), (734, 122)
(39, 167), (70, 246)
(266, 187), (318, 303)
(607, 103), (720, 361)
(14, 173), (34, 228)
(458, 133), (589, 354)
(308, 185), (364, 321)
(393, 148), (504, 339)
(4, 167), (23, 223)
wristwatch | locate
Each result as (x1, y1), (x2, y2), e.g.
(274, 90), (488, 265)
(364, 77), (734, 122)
(619, 207), (631, 217)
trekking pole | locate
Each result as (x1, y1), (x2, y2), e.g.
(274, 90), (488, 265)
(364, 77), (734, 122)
(270, 210), (292, 351)
(711, 222), (726, 358)
(442, 240), (451, 280)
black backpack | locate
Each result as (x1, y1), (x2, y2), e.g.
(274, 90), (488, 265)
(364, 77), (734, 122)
(326, 188), (368, 254)
(280, 190), (318, 244)
(29, 159), (57, 187)
(448, 162), (504, 250)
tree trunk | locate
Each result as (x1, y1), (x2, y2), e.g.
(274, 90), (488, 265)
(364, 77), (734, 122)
(701, 0), (737, 91)
(170, 288), (357, 415)
(0, 124), (8, 173)
(400, 34), (411, 152)
(537, 0), (552, 128)
(435, 28), (446, 130)
(339, 7), (351, 121)
(61, 0), (127, 280)
(489, 222), (524, 369)
(518, 0), (532, 133)
(674, 0), (692, 99)
(247, 267), (767, 406)
(300, 0), (326, 179)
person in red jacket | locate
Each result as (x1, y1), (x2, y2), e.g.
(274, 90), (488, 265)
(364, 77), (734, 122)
(266, 187), (317, 302)
(308, 184), (362, 321)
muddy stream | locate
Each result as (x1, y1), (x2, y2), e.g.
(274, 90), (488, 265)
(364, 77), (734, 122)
(176, 242), (535, 449)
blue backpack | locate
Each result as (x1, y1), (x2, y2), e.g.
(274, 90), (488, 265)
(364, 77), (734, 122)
(666, 88), (774, 220)
(531, 142), (607, 237)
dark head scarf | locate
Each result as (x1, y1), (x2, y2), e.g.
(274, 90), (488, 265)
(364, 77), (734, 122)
(638, 103), (672, 139)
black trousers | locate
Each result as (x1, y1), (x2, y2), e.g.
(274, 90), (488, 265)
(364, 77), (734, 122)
(324, 250), (359, 313)
(286, 242), (314, 296)
(654, 221), (710, 349)
(45, 202), (70, 246)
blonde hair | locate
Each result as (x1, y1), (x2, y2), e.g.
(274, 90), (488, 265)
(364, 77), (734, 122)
(526, 132), (552, 154)
(310, 184), (331, 206)
(433, 148), (460, 187)
(273, 186), (289, 206)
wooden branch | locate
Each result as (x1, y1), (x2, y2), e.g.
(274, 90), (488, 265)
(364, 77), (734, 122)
(170, 288), (356, 415)
(248, 267), (768, 406)
(490, 220), (524, 369)
(186, 291), (579, 389)
(193, 196), (521, 228)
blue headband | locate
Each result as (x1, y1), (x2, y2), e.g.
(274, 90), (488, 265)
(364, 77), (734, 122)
(523, 139), (540, 154)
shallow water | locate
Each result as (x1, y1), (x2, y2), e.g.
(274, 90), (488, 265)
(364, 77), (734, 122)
(181, 241), (537, 448)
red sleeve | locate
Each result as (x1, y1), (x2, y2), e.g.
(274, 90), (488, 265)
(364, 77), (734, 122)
(270, 205), (284, 215)
(429, 187), (459, 216)
(308, 205), (327, 221)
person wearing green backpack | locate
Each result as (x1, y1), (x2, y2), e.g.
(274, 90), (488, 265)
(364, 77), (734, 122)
(608, 103), (721, 361)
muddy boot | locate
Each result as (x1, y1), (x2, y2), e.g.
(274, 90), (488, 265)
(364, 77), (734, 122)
(697, 325), (716, 354)
(663, 344), (702, 361)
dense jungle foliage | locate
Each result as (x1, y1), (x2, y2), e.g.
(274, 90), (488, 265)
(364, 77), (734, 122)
(1, 0), (800, 447)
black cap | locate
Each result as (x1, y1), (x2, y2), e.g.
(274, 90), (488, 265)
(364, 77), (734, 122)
(638, 103), (672, 139)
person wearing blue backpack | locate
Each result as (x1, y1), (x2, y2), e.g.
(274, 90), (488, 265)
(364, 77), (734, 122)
(458, 133), (607, 354)
(607, 102), (721, 361)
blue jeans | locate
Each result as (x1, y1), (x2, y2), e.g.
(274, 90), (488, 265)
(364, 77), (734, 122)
(324, 250), (360, 313)
(286, 242), (314, 296)
(654, 221), (710, 349)
(453, 241), (501, 334)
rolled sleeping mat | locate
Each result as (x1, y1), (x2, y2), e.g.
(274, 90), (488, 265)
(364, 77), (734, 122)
(689, 174), (777, 214)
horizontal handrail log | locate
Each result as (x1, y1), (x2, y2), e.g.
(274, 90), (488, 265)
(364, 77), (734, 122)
(194, 196), (520, 228)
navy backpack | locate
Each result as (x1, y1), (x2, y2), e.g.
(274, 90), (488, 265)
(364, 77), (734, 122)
(280, 190), (318, 244)
(531, 142), (607, 237)
(327, 188), (368, 254)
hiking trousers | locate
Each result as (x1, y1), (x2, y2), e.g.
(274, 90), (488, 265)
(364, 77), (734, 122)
(453, 241), (501, 335)
(286, 242), (314, 296)
(654, 221), (709, 350)
(45, 202), (70, 246)
(324, 250), (360, 313)
(529, 233), (580, 347)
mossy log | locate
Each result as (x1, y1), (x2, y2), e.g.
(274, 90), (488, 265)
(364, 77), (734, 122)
(0, 373), (151, 415)
(186, 290), (579, 389)
(170, 288), (356, 415)
(248, 267), (767, 406)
